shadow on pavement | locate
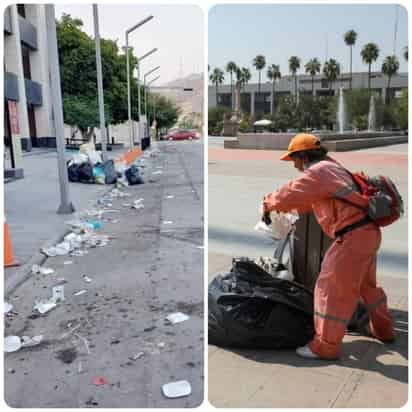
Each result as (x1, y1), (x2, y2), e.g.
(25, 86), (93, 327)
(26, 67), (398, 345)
(214, 308), (408, 385)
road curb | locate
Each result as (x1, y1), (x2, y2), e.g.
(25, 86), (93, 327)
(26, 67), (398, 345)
(5, 229), (70, 298)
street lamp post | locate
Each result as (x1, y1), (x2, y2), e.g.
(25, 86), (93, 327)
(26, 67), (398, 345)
(125, 15), (153, 149)
(45, 4), (75, 214)
(143, 66), (160, 140)
(137, 48), (158, 142)
(148, 75), (160, 139)
(92, 4), (107, 161)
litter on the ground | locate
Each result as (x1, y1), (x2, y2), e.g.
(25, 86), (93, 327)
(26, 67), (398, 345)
(74, 290), (87, 296)
(33, 299), (57, 314)
(4, 302), (13, 314)
(52, 285), (65, 302)
(166, 195), (174, 199)
(162, 380), (192, 399)
(129, 352), (144, 361)
(163, 221), (173, 225)
(157, 342), (166, 349)
(4, 336), (22, 353)
(166, 312), (190, 324)
(75, 333), (90, 354)
(82, 275), (92, 283)
(93, 377), (108, 386)
(132, 199), (144, 209)
(153, 170), (163, 175)
(63, 260), (73, 265)
(70, 250), (88, 257)
(21, 335), (43, 348)
(31, 265), (55, 275)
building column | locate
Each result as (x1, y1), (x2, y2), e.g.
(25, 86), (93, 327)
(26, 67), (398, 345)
(29, 5), (55, 146)
(8, 5), (31, 151)
(250, 91), (255, 117)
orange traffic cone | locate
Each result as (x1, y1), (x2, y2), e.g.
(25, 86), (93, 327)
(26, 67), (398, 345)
(4, 218), (19, 268)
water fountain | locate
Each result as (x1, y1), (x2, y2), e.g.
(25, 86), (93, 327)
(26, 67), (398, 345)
(368, 94), (376, 131)
(337, 87), (346, 134)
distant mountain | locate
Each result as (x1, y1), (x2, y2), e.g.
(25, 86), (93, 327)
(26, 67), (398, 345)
(154, 73), (203, 121)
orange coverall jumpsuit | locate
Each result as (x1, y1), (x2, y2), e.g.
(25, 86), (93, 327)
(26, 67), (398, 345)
(263, 158), (395, 359)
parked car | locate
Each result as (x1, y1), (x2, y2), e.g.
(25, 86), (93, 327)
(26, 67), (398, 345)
(163, 129), (200, 141)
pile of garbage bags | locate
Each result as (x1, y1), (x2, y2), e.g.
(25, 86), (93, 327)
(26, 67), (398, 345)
(208, 258), (315, 349)
(67, 143), (144, 186)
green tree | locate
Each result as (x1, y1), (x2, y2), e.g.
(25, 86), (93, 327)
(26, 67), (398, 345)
(209, 67), (225, 106)
(304, 58), (321, 96)
(288, 56), (301, 102)
(63, 95), (113, 140)
(147, 94), (181, 131)
(267, 64), (281, 115)
(236, 67), (251, 91)
(382, 55), (400, 103)
(323, 58), (341, 96)
(344, 29), (357, 89)
(361, 42), (380, 92)
(225, 61), (238, 110)
(252, 55), (266, 94)
(57, 13), (140, 132)
(397, 88), (408, 129)
(208, 106), (230, 135)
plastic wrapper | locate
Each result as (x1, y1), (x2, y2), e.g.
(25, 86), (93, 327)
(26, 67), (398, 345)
(255, 207), (299, 240)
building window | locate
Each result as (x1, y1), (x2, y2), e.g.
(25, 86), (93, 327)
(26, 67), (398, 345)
(17, 4), (26, 17)
(321, 79), (328, 89)
(21, 45), (31, 79)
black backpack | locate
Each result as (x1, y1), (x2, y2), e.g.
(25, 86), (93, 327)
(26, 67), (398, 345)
(208, 258), (315, 349)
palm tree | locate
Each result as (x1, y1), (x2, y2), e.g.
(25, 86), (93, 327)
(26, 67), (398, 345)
(225, 61), (238, 110)
(382, 55), (400, 103)
(323, 59), (341, 96)
(288, 56), (301, 102)
(237, 67), (251, 90)
(209, 67), (224, 106)
(267, 64), (281, 115)
(361, 43), (379, 92)
(304, 58), (321, 96)
(252, 55), (266, 94)
(344, 30), (357, 89)
(404, 46), (408, 61)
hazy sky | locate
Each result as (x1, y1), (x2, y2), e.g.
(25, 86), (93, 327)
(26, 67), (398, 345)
(54, 4), (203, 85)
(209, 4), (408, 84)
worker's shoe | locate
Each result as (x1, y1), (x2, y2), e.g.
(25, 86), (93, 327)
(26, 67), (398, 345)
(296, 345), (320, 359)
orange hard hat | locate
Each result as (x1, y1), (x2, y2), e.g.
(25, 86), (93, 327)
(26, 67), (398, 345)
(280, 133), (321, 161)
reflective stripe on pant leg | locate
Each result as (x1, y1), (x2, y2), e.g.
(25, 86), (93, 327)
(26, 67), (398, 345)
(360, 255), (395, 342)
(308, 237), (362, 359)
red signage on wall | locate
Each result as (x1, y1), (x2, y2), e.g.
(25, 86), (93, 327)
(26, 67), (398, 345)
(8, 101), (20, 135)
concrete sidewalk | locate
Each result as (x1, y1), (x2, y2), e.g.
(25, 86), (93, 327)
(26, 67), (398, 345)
(4, 147), (126, 293)
(208, 142), (408, 408)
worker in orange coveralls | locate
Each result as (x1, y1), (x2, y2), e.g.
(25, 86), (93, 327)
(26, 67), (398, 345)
(263, 133), (395, 359)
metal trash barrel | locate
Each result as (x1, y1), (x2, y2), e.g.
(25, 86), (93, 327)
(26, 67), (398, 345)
(293, 213), (333, 291)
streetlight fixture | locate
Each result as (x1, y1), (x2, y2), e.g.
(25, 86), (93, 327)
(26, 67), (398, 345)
(144, 66), (160, 118)
(125, 15), (153, 149)
(92, 4), (107, 161)
(137, 47), (158, 141)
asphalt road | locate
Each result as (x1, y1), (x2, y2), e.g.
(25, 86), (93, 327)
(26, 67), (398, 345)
(4, 141), (204, 408)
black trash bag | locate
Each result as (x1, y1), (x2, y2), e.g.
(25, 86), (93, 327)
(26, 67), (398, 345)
(125, 165), (144, 185)
(67, 162), (81, 182)
(78, 162), (94, 184)
(208, 258), (315, 349)
(102, 159), (117, 184)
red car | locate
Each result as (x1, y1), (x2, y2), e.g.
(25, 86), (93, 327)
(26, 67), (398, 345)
(164, 129), (200, 141)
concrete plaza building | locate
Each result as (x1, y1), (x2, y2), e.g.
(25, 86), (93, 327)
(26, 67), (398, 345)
(4, 4), (57, 178)
(208, 71), (408, 117)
